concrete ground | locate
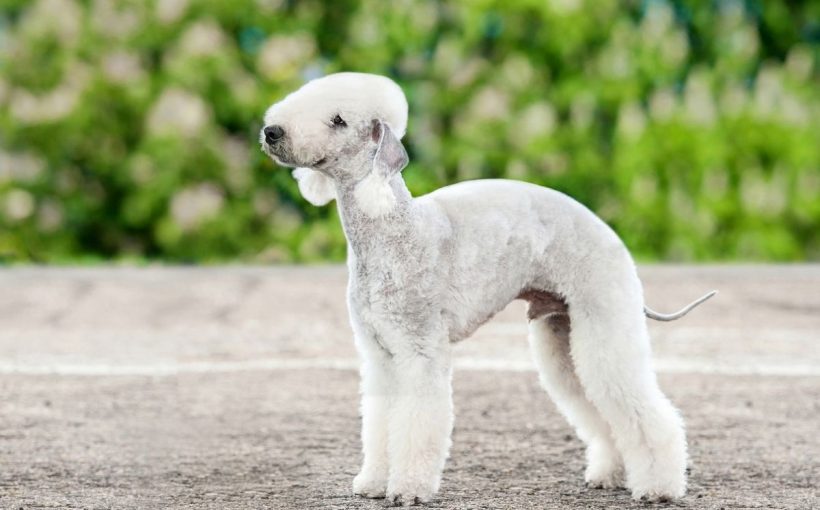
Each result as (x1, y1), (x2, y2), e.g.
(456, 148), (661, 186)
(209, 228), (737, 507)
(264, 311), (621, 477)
(0, 265), (818, 509)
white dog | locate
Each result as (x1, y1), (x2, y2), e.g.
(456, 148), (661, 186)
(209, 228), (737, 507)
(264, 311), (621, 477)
(261, 73), (714, 506)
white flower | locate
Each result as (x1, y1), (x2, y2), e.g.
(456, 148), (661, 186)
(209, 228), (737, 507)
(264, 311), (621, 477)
(548, 0), (581, 15)
(661, 29), (689, 66)
(598, 46), (631, 79)
(448, 57), (486, 89)
(617, 101), (646, 138)
(669, 187), (695, 221)
(469, 86), (510, 121)
(719, 82), (748, 116)
(170, 183), (225, 232)
(516, 101), (556, 143)
(500, 55), (535, 91)
(538, 153), (569, 176)
(222, 136), (252, 192)
(702, 168), (729, 199)
(779, 93), (809, 126)
(718, 0), (745, 28)
(570, 94), (596, 131)
(19, 0), (82, 45)
(227, 71), (258, 108)
(433, 38), (461, 77)
(795, 169), (820, 210)
(728, 25), (759, 61)
(641, 1), (674, 41)
(175, 20), (229, 58)
(785, 45), (813, 82)
(740, 169), (786, 218)
(257, 34), (316, 79)
(9, 65), (89, 124)
(146, 88), (212, 138)
(505, 159), (529, 180)
(101, 51), (145, 84)
(129, 154), (155, 185)
(752, 66), (782, 118)
(649, 88), (677, 121)
(255, 0), (285, 13)
(683, 70), (716, 126)
(0, 151), (45, 184)
(156, 0), (189, 24)
(91, 0), (140, 39)
(350, 10), (381, 47)
(631, 175), (658, 203)
(3, 189), (35, 222)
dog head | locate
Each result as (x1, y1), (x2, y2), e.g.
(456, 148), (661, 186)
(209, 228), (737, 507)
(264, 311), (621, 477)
(261, 73), (408, 213)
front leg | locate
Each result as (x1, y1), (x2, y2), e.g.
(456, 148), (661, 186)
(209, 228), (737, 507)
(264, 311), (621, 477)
(387, 347), (454, 506)
(353, 344), (394, 498)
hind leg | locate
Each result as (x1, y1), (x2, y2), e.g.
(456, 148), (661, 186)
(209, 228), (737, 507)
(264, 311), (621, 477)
(569, 303), (687, 501)
(528, 314), (625, 489)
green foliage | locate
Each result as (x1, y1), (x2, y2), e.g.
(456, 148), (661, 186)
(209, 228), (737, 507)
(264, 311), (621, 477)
(0, 0), (818, 263)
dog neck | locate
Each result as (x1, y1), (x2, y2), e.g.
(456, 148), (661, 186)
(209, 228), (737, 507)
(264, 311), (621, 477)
(334, 174), (415, 259)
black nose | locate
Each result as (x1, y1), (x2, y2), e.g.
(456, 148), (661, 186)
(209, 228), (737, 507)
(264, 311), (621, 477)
(264, 125), (285, 144)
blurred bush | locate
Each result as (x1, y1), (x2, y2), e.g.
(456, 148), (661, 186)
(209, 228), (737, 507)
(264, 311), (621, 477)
(0, 0), (817, 263)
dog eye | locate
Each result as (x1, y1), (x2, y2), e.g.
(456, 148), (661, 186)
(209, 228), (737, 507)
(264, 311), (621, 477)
(332, 114), (346, 127)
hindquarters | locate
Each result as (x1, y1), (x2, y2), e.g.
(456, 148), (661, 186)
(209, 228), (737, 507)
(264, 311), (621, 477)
(525, 304), (626, 489)
(520, 285), (688, 501)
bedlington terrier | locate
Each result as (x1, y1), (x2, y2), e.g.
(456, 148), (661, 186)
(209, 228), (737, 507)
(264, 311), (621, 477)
(260, 72), (715, 506)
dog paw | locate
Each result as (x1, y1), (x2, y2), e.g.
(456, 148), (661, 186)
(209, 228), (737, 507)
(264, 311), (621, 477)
(353, 472), (387, 499)
(631, 485), (684, 503)
(585, 470), (625, 490)
(386, 493), (426, 507)
(386, 472), (438, 506)
(584, 462), (625, 489)
(585, 476), (623, 490)
(637, 492), (673, 504)
(628, 469), (685, 502)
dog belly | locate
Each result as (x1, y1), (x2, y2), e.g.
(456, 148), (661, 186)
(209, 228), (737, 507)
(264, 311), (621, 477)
(517, 288), (569, 320)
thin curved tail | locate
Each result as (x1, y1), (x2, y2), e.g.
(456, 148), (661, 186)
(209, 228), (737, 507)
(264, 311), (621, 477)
(644, 290), (718, 322)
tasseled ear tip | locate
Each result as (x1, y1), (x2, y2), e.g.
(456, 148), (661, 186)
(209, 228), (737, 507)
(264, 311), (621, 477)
(292, 168), (336, 206)
(353, 171), (396, 218)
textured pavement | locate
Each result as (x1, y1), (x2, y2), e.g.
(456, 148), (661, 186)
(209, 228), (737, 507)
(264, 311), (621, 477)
(0, 265), (818, 509)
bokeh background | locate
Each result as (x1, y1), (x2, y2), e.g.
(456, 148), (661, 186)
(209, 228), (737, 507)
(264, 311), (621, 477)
(0, 0), (817, 263)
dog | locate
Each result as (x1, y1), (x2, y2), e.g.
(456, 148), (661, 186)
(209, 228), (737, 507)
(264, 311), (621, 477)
(260, 72), (714, 506)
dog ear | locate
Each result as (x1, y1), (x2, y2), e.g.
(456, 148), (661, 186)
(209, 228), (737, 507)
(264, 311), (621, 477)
(354, 120), (408, 218)
(292, 167), (336, 206)
(371, 119), (408, 179)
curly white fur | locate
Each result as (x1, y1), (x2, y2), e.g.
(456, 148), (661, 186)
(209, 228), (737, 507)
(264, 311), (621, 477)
(292, 167), (335, 206)
(354, 171), (396, 217)
(261, 72), (690, 506)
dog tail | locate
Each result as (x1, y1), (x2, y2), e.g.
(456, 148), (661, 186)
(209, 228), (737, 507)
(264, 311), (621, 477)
(644, 290), (718, 321)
